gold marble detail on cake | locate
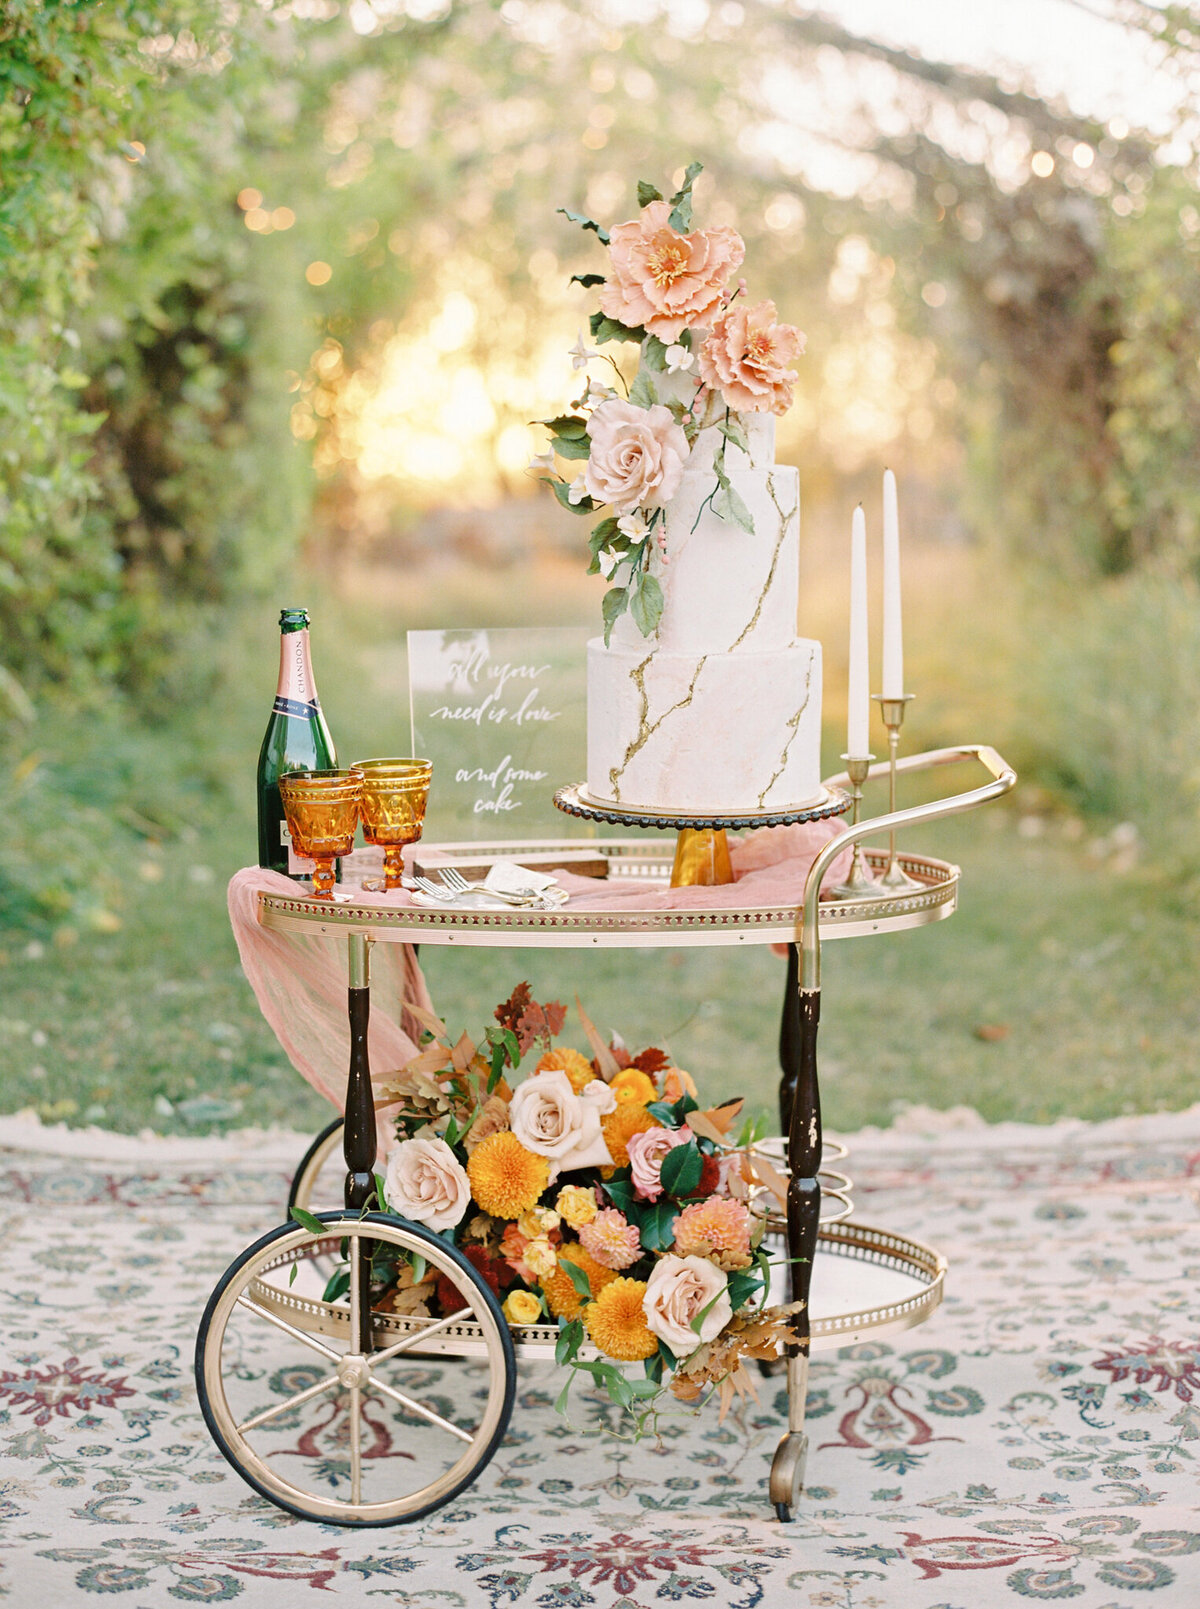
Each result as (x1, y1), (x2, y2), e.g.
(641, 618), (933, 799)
(725, 470), (797, 654)
(756, 647), (816, 808)
(608, 649), (710, 804)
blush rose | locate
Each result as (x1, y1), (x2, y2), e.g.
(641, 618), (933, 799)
(627, 1124), (694, 1202)
(584, 400), (689, 515)
(509, 1069), (616, 1177)
(642, 1253), (732, 1356)
(384, 1136), (471, 1233)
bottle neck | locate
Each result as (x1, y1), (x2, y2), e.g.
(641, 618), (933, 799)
(274, 626), (321, 716)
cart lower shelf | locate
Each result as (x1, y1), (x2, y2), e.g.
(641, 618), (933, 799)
(249, 1218), (945, 1360)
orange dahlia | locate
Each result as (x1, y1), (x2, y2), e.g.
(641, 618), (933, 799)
(610, 1067), (658, 1105)
(601, 1101), (661, 1169)
(673, 1196), (753, 1271)
(536, 1047), (595, 1093)
(583, 1277), (658, 1361)
(543, 1244), (617, 1321)
(467, 1132), (550, 1218)
(579, 1207), (642, 1270)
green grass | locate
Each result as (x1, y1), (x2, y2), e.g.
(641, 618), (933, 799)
(2, 558), (1197, 1139)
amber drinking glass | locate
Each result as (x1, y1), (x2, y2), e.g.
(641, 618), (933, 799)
(350, 758), (433, 891)
(277, 769), (363, 899)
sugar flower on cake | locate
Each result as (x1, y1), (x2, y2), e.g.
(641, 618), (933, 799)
(583, 400), (689, 515)
(508, 1067), (616, 1175)
(599, 199), (744, 341)
(643, 1253), (732, 1355)
(384, 1136), (471, 1233)
(697, 298), (806, 415)
(627, 1124), (694, 1202)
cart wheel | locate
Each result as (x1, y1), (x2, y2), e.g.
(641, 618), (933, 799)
(196, 1211), (515, 1525)
(769, 1430), (807, 1524)
(287, 1118), (345, 1217)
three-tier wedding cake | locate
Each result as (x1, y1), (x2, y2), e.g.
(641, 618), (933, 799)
(545, 165), (822, 816)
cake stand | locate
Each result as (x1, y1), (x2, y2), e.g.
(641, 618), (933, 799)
(197, 742), (1015, 1526)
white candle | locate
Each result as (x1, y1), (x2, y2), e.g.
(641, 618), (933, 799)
(882, 468), (904, 698)
(847, 504), (870, 756)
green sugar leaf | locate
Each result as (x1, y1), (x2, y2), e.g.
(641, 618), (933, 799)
(637, 181), (664, 207)
(558, 207), (611, 244)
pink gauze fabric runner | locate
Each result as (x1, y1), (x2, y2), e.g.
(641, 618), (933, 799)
(227, 821), (851, 1128)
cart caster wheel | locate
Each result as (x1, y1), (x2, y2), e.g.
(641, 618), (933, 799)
(769, 1430), (808, 1520)
(287, 1118), (345, 1216)
(196, 1210), (515, 1525)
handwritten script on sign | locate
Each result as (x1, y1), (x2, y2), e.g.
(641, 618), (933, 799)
(407, 627), (589, 839)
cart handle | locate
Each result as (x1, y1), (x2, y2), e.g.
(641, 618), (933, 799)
(799, 744), (1017, 989)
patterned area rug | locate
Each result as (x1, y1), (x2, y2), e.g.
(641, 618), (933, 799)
(1, 1108), (1199, 1608)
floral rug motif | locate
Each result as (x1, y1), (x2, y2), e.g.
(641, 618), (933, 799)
(1, 1110), (1198, 1607)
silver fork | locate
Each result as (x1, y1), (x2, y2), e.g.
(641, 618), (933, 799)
(440, 866), (563, 907)
(411, 872), (540, 908)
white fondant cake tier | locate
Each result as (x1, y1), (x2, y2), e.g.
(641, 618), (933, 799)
(608, 415), (800, 658)
(587, 636), (822, 813)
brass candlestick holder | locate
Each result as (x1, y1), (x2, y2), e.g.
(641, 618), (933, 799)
(873, 694), (921, 891)
(831, 753), (877, 899)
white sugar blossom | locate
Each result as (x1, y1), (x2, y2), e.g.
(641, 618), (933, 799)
(585, 379), (618, 405)
(665, 343), (694, 373)
(527, 448), (556, 473)
(570, 329), (600, 369)
(617, 512), (650, 541)
(567, 474), (590, 505)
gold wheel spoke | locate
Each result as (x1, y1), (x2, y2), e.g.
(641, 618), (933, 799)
(236, 1294), (342, 1363)
(349, 1384), (362, 1506)
(237, 1371), (339, 1435)
(369, 1374), (475, 1444)
(369, 1307), (473, 1367)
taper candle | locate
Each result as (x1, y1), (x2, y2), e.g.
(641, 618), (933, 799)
(882, 468), (903, 698)
(847, 503), (870, 756)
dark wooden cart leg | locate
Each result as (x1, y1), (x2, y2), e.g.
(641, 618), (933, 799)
(771, 950), (822, 1521)
(778, 941), (801, 1137)
(345, 932), (375, 1354)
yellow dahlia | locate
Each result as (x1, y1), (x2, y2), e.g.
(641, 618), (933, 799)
(579, 1207), (642, 1270)
(673, 1196), (753, 1271)
(555, 1184), (598, 1229)
(536, 1047), (596, 1093)
(467, 1131), (550, 1218)
(583, 1277), (658, 1361)
(543, 1244), (617, 1321)
(601, 1101), (662, 1169)
(502, 1289), (543, 1325)
(610, 1067), (658, 1105)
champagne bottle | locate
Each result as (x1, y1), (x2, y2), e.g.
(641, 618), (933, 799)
(256, 608), (337, 876)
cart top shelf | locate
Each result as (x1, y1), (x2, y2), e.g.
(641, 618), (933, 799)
(256, 838), (960, 950)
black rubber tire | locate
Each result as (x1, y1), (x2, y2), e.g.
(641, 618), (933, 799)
(195, 1209), (517, 1526)
(775, 1502), (792, 1523)
(286, 1117), (345, 1218)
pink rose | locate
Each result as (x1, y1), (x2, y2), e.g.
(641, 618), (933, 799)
(509, 1069), (615, 1177)
(584, 400), (689, 515)
(599, 201), (744, 342)
(697, 299), (805, 415)
(627, 1124), (693, 1202)
(643, 1253), (732, 1356)
(383, 1136), (471, 1234)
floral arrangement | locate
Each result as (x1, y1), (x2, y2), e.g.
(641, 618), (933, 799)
(361, 984), (798, 1428)
(535, 162), (806, 644)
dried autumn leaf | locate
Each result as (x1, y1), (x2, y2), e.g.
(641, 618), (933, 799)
(450, 1030), (477, 1072)
(631, 1047), (670, 1074)
(575, 994), (621, 1080)
(748, 1149), (790, 1207)
(687, 1110), (732, 1147)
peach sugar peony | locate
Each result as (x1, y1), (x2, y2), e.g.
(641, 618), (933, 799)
(599, 200), (744, 342)
(584, 400), (689, 516)
(673, 1195), (754, 1271)
(697, 298), (805, 415)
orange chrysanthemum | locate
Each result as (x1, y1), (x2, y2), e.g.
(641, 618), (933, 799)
(673, 1196), (753, 1271)
(583, 1277), (658, 1361)
(543, 1244), (617, 1321)
(537, 1047), (596, 1094)
(579, 1207), (642, 1270)
(467, 1132), (550, 1219)
(601, 1101), (661, 1169)
(610, 1067), (658, 1106)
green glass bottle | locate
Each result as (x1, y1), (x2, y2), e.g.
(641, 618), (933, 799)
(256, 608), (337, 877)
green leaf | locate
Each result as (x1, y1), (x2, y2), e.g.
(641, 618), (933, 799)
(590, 311), (643, 345)
(628, 368), (659, 409)
(689, 1285), (728, 1335)
(554, 1375), (574, 1417)
(629, 573), (664, 638)
(291, 1208), (326, 1237)
(637, 181), (664, 207)
(410, 1252), (426, 1284)
(288, 1262), (298, 1286)
(712, 464), (755, 534)
(588, 518), (626, 576)
(374, 1170), (389, 1212)
(641, 336), (669, 372)
(646, 1094), (697, 1126)
(657, 1338), (678, 1369)
(727, 1269), (765, 1309)
(570, 272), (606, 287)
(557, 207), (611, 244)
(719, 413), (750, 453)
(602, 585), (629, 646)
(554, 435), (592, 460)
(563, 1258), (593, 1300)
(668, 160), (704, 233)
(551, 478), (596, 514)
(443, 1115), (459, 1148)
(322, 1269), (351, 1303)
(639, 1200), (680, 1252)
(555, 1318), (584, 1365)
(660, 1140), (703, 1197)
(627, 1377), (662, 1398)
(608, 1370), (635, 1410)
(544, 414), (589, 439)
(602, 1175), (636, 1212)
